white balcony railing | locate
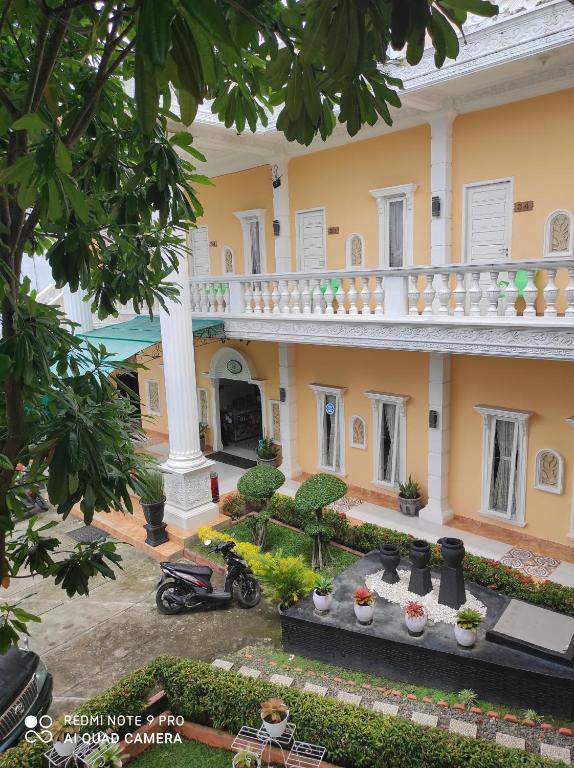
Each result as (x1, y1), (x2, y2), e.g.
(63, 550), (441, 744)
(189, 259), (574, 322)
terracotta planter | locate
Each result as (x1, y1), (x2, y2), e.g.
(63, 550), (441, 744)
(454, 624), (477, 647)
(399, 495), (422, 517)
(261, 712), (289, 739)
(313, 591), (333, 614)
(405, 613), (427, 637)
(354, 603), (374, 625)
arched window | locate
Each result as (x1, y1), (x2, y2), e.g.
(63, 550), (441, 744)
(346, 233), (365, 268)
(350, 415), (367, 450)
(221, 246), (235, 274)
(534, 449), (564, 495)
(544, 210), (573, 258)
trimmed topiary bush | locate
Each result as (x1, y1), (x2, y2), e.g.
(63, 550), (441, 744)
(295, 474), (348, 571)
(237, 465), (285, 548)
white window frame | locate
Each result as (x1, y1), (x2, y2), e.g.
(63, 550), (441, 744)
(188, 224), (210, 276)
(268, 399), (281, 444)
(544, 209), (574, 258)
(369, 184), (417, 268)
(349, 415), (367, 450)
(474, 405), (532, 526)
(345, 233), (365, 269)
(221, 246), (235, 275)
(296, 207), (327, 272)
(365, 391), (409, 490)
(197, 387), (209, 426)
(534, 448), (564, 495)
(144, 379), (161, 417)
(309, 383), (346, 475)
(233, 209), (267, 274)
(462, 177), (514, 264)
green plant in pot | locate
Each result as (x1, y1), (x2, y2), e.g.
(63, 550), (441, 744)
(232, 749), (261, 768)
(237, 464), (285, 549)
(98, 743), (126, 768)
(256, 435), (278, 466)
(313, 573), (334, 614)
(253, 550), (315, 611)
(455, 607), (483, 647)
(137, 468), (168, 547)
(51, 719), (79, 758)
(260, 697), (290, 739)
(295, 473), (347, 570)
(398, 475), (422, 517)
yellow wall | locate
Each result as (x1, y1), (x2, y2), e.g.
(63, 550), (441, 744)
(288, 126), (432, 271)
(136, 352), (169, 435)
(196, 164), (274, 275)
(294, 345), (429, 493)
(452, 88), (574, 263)
(450, 356), (574, 546)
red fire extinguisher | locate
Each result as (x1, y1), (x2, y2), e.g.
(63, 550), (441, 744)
(210, 471), (220, 503)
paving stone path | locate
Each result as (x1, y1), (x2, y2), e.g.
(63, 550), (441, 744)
(212, 655), (572, 765)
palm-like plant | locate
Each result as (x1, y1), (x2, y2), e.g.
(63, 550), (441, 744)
(253, 551), (315, 609)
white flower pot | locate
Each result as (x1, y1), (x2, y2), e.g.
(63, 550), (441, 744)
(313, 591), (333, 614)
(405, 613), (427, 636)
(454, 624), (478, 647)
(54, 739), (75, 758)
(354, 603), (374, 625)
(261, 712), (289, 739)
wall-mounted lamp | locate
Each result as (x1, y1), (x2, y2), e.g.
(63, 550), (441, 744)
(272, 164), (282, 189)
(273, 219), (281, 236)
(431, 196), (441, 218)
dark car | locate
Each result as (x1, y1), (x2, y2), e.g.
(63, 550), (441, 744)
(0, 646), (53, 753)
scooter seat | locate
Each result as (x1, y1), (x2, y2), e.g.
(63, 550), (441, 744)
(167, 561), (213, 577)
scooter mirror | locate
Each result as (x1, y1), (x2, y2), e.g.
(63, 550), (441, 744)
(204, 539), (212, 546)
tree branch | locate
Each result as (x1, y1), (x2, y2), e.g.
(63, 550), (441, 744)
(0, 86), (19, 119)
(0, 0), (14, 37)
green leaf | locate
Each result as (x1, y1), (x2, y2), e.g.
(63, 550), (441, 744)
(60, 175), (89, 222)
(431, 8), (460, 58)
(0, 453), (12, 470)
(441, 0), (498, 16)
(138, 0), (174, 67)
(55, 141), (72, 173)
(0, 155), (34, 185)
(178, 0), (234, 48)
(178, 89), (198, 126)
(135, 40), (159, 134)
(11, 112), (49, 132)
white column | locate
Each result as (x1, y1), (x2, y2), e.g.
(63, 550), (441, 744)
(63, 286), (93, 333)
(278, 343), (300, 479)
(272, 159), (292, 273)
(419, 353), (453, 524)
(159, 243), (218, 530)
(428, 110), (455, 266)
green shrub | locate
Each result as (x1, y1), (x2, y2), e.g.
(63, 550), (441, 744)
(237, 465), (285, 501)
(222, 493), (247, 520)
(294, 473), (347, 513)
(256, 436), (277, 460)
(252, 550), (315, 608)
(137, 469), (166, 504)
(269, 493), (303, 528)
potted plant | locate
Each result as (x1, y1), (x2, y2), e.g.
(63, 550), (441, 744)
(312, 573), (334, 614)
(138, 468), (166, 527)
(256, 436), (278, 467)
(233, 749), (261, 768)
(254, 551), (315, 612)
(98, 744), (125, 767)
(455, 608), (483, 647)
(51, 719), (79, 758)
(404, 600), (427, 636)
(199, 422), (208, 452)
(398, 475), (422, 516)
(261, 698), (289, 739)
(353, 586), (375, 625)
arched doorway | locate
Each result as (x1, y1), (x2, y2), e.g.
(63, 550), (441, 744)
(208, 347), (267, 461)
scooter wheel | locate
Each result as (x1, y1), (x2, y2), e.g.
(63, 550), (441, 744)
(156, 581), (184, 615)
(237, 576), (262, 608)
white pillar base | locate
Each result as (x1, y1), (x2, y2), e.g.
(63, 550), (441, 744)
(161, 461), (219, 531)
(419, 499), (453, 525)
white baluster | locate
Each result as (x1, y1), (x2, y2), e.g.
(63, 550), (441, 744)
(348, 277), (358, 315)
(199, 285), (209, 313)
(324, 280), (334, 315)
(566, 269), (574, 318)
(244, 281), (253, 314)
(279, 280), (290, 314)
(504, 271), (517, 317)
(222, 283), (230, 313)
(301, 279), (312, 314)
(486, 271), (499, 317)
(543, 269), (558, 317)
(437, 273), (450, 316)
(373, 276), (384, 315)
(311, 280), (322, 315)
(208, 284), (217, 313)
(261, 280), (271, 315)
(422, 273), (435, 315)
(360, 277), (372, 315)
(252, 281), (262, 314)
(271, 281), (280, 314)
(453, 273), (465, 316)
(468, 272), (482, 317)
(336, 279), (346, 315)
(408, 274), (419, 316)
(522, 270), (537, 317)
(291, 279), (301, 314)
(190, 283), (199, 312)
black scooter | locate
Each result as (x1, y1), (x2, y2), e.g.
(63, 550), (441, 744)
(155, 539), (262, 614)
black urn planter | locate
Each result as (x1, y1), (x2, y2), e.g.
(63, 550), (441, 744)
(437, 537), (466, 609)
(408, 539), (433, 596)
(379, 544), (401, 584)
(141, 499), (169, 547)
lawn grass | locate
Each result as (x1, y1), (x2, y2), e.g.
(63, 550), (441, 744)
(131, 739), (232, 767)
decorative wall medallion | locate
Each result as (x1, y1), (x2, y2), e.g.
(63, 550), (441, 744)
(226, 359), (243, 375)
(534, 448), (564, 495)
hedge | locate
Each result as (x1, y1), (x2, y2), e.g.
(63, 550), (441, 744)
(221, 492), (574, 617)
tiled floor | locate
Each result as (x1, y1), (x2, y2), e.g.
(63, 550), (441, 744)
(500, 547), (561, 578)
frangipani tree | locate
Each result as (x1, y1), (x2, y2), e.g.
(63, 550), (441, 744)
(295, 473), (347, 570)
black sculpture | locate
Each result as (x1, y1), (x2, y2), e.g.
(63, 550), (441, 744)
(408, 539), (432, 596)
(379, 543), (401, 584)
(437, 537), (466, 609)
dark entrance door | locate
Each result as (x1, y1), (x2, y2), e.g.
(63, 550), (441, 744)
(116, 371), (141, 416)
(219, 379), (262, 450)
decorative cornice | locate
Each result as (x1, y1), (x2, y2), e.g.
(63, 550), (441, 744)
(220, 316), (574, 361)
(474, 404), (533, 422)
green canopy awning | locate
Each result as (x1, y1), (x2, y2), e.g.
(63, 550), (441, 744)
(77, 316), (223, 364)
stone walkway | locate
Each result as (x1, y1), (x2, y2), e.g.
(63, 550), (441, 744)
(211, 652), (573, 765)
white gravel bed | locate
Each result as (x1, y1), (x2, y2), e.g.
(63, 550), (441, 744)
(365, 569), (488, 626)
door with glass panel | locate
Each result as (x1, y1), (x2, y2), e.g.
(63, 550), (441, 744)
(190, 225), (210, 275)
(320, 393), (341, 473)
(297, 209), (326, 271)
